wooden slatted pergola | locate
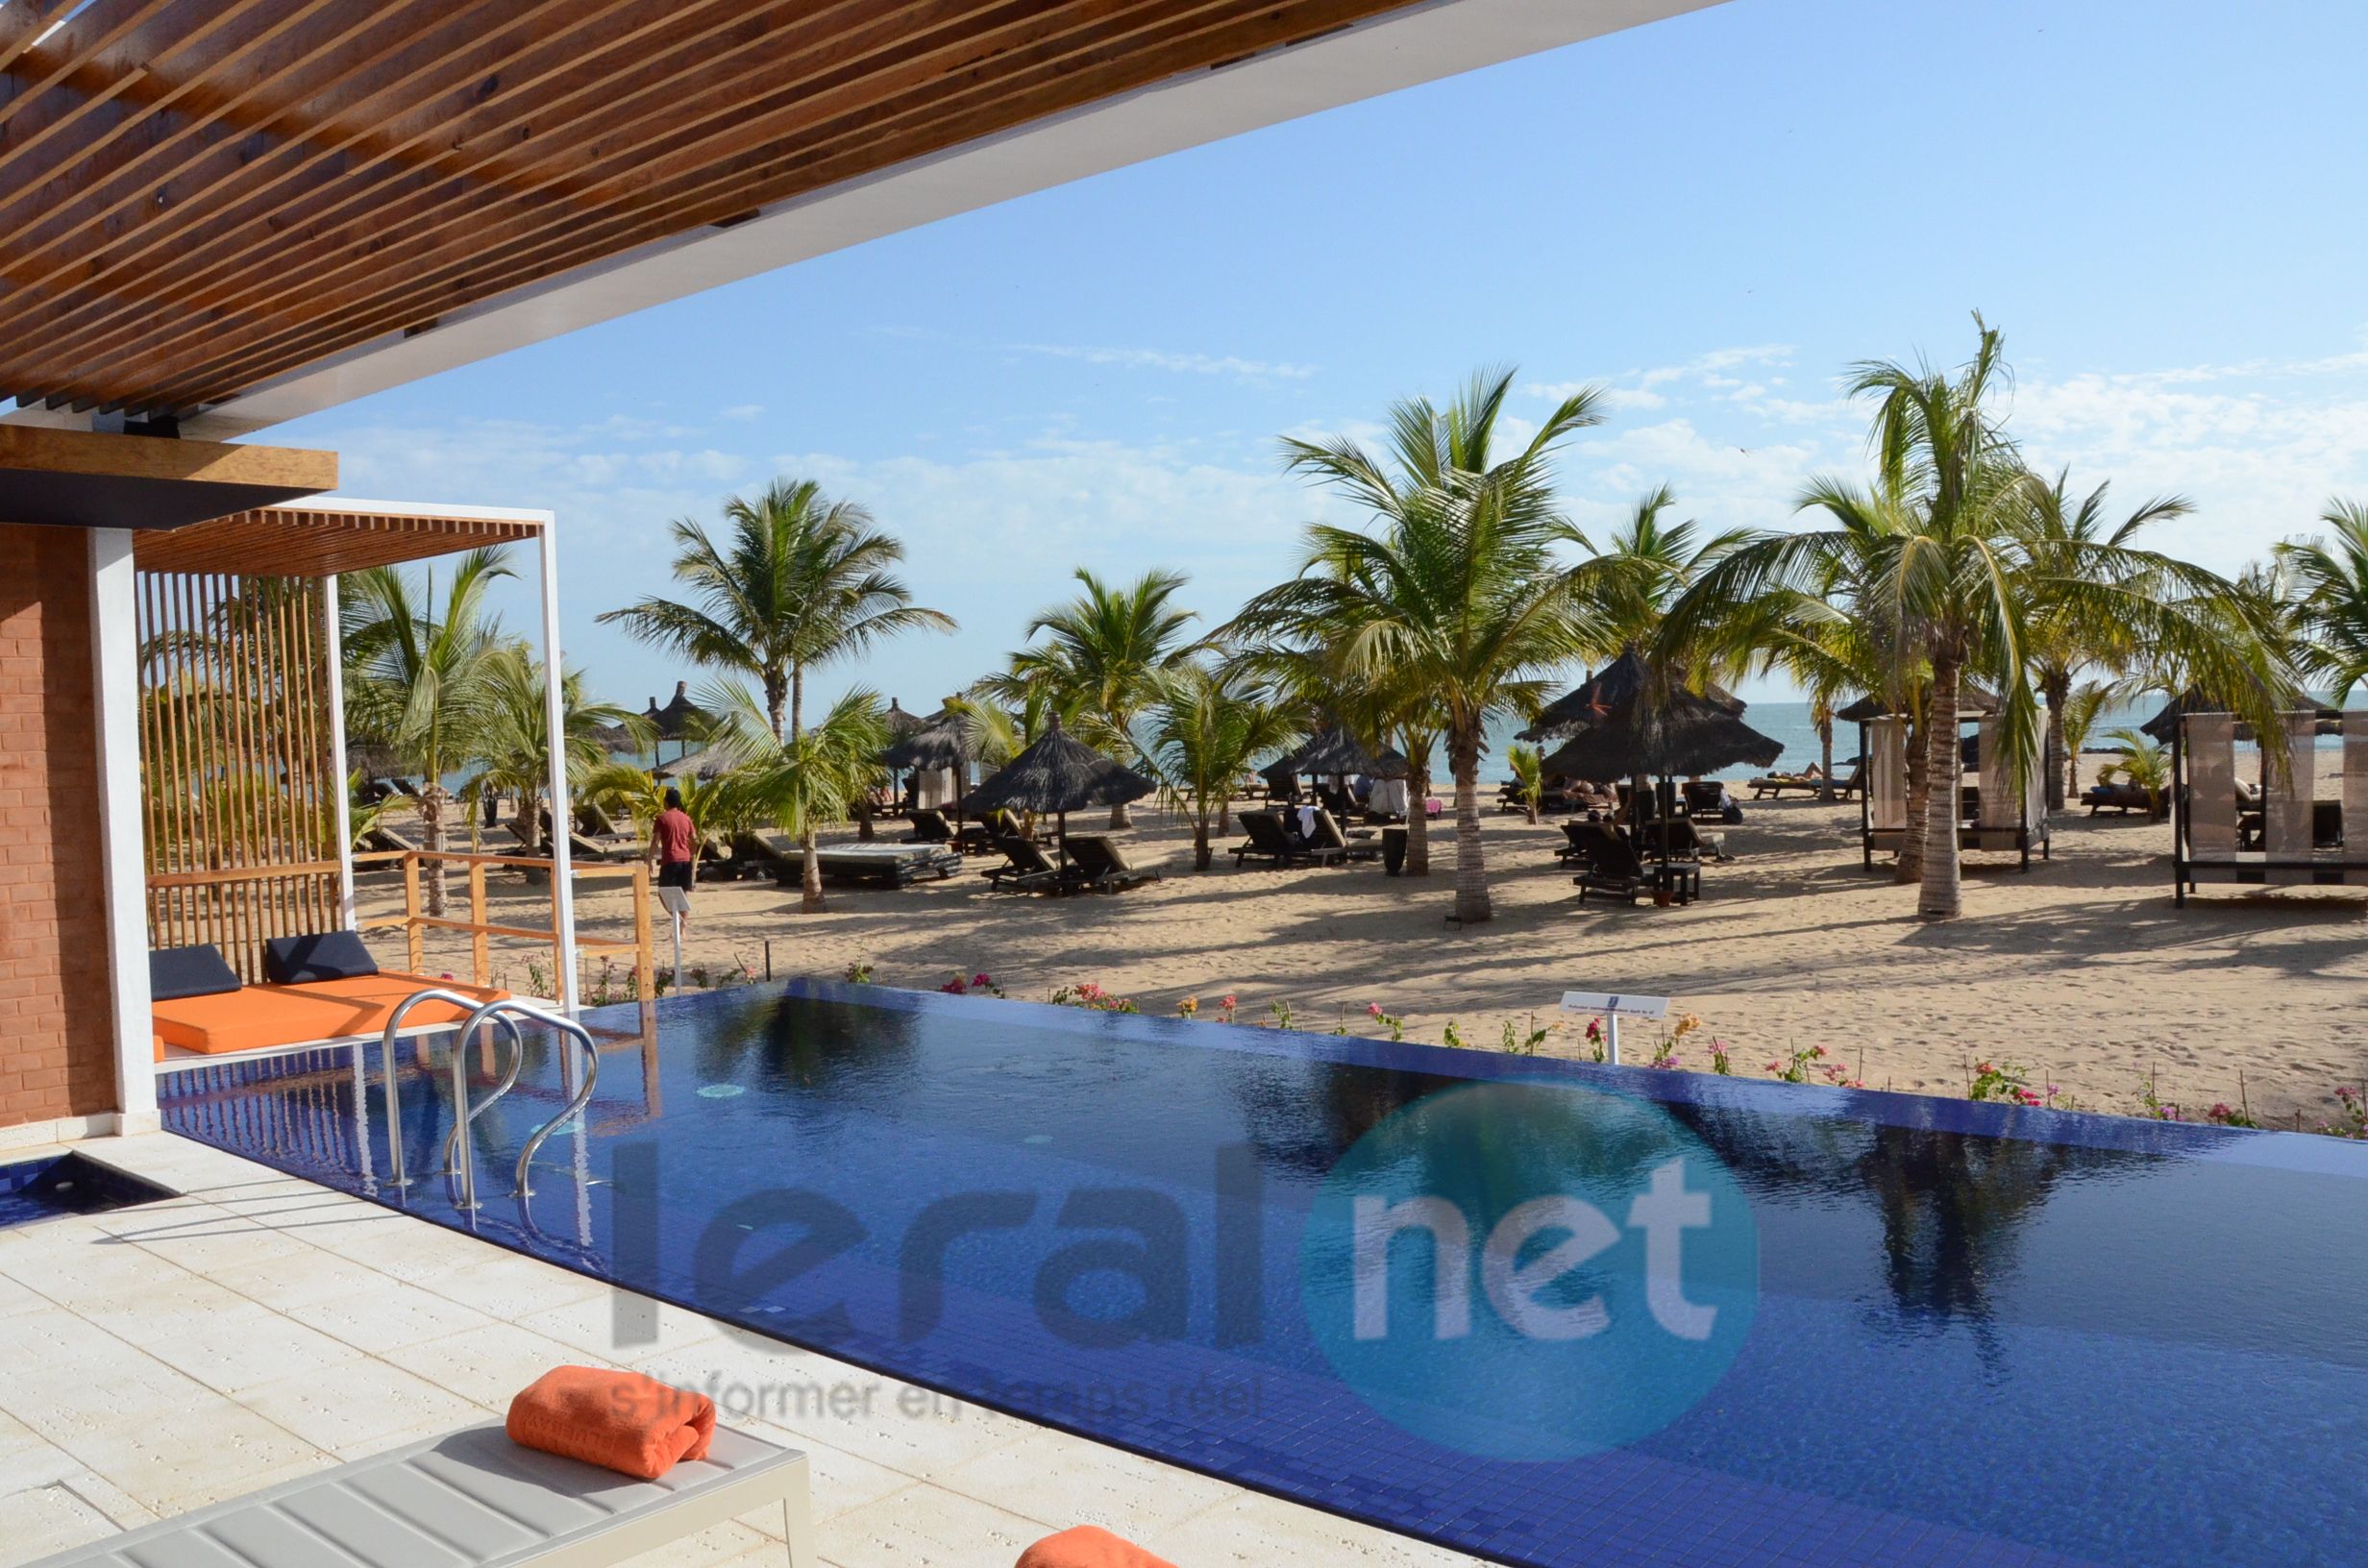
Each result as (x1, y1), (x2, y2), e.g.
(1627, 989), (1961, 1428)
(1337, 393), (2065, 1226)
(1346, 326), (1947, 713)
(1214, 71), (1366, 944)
(0, 0), (1427, 424)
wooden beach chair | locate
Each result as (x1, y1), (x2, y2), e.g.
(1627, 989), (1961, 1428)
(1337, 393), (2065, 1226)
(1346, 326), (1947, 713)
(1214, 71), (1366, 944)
(1309, 809), (1381, 863)
(1064, 834), (1161, 892)
(980, 836), (1074, 894)
(903, 808), (955, 845)
(1231, 810), (1344, 868)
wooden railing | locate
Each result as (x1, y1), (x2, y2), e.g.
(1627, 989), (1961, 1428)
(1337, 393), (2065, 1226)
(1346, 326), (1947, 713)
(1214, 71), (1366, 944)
(353, 848), (654, 1001)
(148, 848), (654, 1003)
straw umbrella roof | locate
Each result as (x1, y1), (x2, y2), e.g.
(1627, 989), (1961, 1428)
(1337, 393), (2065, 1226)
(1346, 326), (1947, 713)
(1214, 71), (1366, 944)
(1540, 686), (1782, 782)
(1836, 685), (2000, 724)
(880, 708), (975, 772)
(1278, 724), (1410, 780)
(963, 720), (1152, 818)
(1517, 650), (1745, 742)
(641, 680), (707, 741)
(343, 740), (408, 778)
(654, 745), (736, 781)
(881, 698), (930, 739)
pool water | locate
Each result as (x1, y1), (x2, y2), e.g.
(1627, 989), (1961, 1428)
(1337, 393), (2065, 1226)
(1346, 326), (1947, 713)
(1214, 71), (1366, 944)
(0, 1152), (173, 1228)
(160, 982), (2368, 1568)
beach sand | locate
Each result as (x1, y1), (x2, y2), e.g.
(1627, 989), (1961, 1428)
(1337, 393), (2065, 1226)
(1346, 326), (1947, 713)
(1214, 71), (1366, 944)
(366, 762), (2368, 1132)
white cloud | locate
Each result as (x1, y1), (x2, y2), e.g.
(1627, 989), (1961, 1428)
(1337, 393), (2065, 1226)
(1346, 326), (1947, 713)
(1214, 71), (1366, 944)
(718, 404), (764, 422)
(1005, 342), (1317, 382)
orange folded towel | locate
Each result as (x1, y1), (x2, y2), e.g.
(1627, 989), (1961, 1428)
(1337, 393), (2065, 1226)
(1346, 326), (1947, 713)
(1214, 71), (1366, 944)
(506, 1366), (715, 1481)
(1016, 1526), (1178, 1568)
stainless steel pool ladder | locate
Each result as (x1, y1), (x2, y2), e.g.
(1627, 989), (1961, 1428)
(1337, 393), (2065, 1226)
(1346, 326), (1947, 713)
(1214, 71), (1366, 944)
(373, 991), (599, 1208)
(446, 996), (601, 1211)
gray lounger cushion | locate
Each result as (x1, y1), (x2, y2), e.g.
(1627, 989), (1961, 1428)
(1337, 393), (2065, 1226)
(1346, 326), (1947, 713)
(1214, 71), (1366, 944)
(33, 1420), (810, 1567)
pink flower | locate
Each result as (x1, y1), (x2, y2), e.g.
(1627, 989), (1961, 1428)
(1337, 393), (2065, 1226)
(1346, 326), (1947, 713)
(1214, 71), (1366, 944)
(1220, 994), (1236, 1009)
(974, 973), (991, 988)
(1367, 1002), (1383, 1017)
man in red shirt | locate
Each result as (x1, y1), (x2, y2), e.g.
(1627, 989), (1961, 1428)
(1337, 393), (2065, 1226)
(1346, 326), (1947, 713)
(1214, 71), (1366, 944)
(649, 788), (699, 927)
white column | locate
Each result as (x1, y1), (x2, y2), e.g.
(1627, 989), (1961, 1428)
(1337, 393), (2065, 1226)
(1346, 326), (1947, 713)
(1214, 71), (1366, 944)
(88, 529), (157, 1133)
(321, 574), (357, 929)
(536, 523), (580, 1014)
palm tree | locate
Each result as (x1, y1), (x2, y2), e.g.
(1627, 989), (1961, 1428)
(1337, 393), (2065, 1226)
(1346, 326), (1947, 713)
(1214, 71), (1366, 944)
(2277, 500), (2368, 704)
(466, 645), (652, 849)
(598, 478), (953, 739)
(1146, 662), (1298, 870)
(1007, 567), (1199, 827)
(1227, 367), (1606, 924)
(700, 683), (891, 910)
(1574, 484), (1751, 664)
(2017, 468), (2194, 810)
(2095, 726), (2171, 816)
(342, 548), (512, 915)
(1505, 743), (1544, 824)
(1666, 317), (2290, 918)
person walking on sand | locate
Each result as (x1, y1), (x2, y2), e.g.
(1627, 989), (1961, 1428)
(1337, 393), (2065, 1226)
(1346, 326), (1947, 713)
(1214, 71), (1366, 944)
(649, 787), (698, 928)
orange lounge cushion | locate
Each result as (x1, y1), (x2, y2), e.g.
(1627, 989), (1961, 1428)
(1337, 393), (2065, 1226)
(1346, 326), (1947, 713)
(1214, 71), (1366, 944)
(263, 972), (508, 1036)
(153, 973), (509, 1055)
(1016, 1528), (1178, 1568)
(506, 1366), (714, 1481)
(151, 987), (365, 1055)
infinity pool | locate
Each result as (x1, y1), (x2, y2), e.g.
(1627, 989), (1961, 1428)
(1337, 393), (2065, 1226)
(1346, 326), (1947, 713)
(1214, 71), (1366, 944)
(160, 981), (2368, 1567)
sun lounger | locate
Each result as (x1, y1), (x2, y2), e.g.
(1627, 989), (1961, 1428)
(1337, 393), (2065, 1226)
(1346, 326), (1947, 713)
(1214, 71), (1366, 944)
(1230, 810), (1344, 869)
(28, 1419), (812, 1567)
(981, 836), (1076, 894)
(1750, 764), (1861, 799)
(903, 808), (955, 845)
(2082, 780), (2160, 817)
(360, 823), (420, 855)
(1308, 809), (1381, 863)
(802, 844), (966, 888)
(1568, 822), (1700, 904)
(148, 940), (509, 1056)
(1063, 834), (1161, 892)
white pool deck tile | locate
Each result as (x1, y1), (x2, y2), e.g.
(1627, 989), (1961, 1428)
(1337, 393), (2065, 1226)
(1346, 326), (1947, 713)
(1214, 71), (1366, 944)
(0, 1132), (1482, 1567)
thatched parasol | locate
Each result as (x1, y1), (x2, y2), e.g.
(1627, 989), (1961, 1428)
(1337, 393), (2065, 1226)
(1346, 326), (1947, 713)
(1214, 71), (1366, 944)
(962, 718), (1152, 857)
(1277, 724), (1410, 781)
(344, 740), (408, 779)
(879, 707), (974, 772)
(1540, 690), (1783, 784)
(640, 680), (709, 765)
(1517, 650), (1745, 743)
(881, 698), (930, 740)
(1836, 685), (1999, 725)
(654, 745), (736, 781)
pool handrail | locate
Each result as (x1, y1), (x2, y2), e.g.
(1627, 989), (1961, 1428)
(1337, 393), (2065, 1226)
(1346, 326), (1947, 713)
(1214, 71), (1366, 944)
(450, 995), (601, 1205)
(376, 986), (506, 1189)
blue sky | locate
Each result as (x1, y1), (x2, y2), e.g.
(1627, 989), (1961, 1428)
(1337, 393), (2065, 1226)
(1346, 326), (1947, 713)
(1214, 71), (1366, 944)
(263, 0), (2368, 711)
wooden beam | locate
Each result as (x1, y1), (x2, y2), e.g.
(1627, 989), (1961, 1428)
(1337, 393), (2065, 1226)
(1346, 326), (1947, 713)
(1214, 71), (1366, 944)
(0, 1), (1426, 416)
(85, 0), (1375, 413)
(0, 425), (335, 487)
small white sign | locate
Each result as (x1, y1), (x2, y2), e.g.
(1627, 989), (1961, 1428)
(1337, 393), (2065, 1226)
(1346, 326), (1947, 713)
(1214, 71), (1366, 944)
(655, 887), (693, 917)
(1559, 991), (1669, 1020)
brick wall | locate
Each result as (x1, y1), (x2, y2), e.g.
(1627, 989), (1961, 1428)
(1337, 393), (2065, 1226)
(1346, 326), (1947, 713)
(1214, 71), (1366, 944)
(0, 525), (117, 1128)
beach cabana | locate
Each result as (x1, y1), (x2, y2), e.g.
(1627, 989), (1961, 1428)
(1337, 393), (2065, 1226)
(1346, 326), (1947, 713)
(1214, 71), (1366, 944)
(1846, 689), (2048, 871)
(2170, 707), (2368, 904)
(963, 719), (1153, 868)
(879, 707), (977, 817)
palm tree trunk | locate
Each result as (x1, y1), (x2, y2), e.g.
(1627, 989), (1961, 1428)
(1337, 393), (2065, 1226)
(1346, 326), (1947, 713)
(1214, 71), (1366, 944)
(2041, 675), (2069, 814)
(766, 671), (787, 742)
(1451, 731), (1490, 924)
(1404, 761), (1431, 877)
(854, 799), (876, 842)
(1919, 657), (1964, 919)
(800, 828), (825, 912)
(789, 668), (803, 741)
(1816, 717), (1836, 801)
(1897, 714), (1927, 884)
(420, 785), (450, 917)
(1193, 813), (1212, 871)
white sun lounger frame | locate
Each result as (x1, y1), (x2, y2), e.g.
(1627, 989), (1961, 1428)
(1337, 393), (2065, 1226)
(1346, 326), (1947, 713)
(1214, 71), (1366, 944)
(31, 1420), (812, 1567)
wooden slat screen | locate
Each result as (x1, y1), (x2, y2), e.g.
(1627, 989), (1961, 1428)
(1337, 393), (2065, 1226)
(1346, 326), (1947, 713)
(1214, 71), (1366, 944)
(137, 570), (340, 981)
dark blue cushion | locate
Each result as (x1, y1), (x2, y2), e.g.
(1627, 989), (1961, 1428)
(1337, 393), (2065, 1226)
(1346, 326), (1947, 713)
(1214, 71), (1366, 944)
(261, 931), (380, 986)
(149, 945), (241, 1001)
